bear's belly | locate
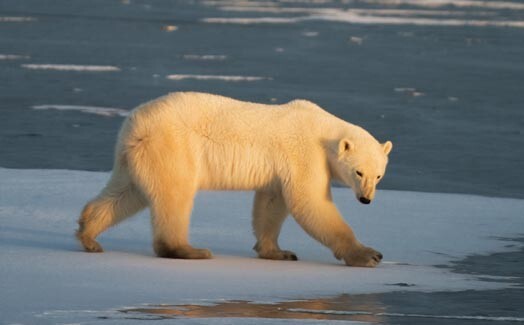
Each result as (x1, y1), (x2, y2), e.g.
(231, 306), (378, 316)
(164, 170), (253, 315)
(198, 151), (280, 191)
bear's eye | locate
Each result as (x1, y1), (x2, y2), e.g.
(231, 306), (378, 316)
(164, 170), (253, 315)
(356, 171), (363, 177)
(377, 175), (381, 180)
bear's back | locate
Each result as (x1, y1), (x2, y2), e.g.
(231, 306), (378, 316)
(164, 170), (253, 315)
(161, 92), (332, 138)
(126, 91), (367, 149)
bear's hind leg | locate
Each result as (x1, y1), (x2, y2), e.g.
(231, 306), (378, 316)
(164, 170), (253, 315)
(130, 164), (211, 259)
(77, 177), (147, 252)
(149, 186), (212, 259)
(252, 190), (297, 261)
(125, 131), (212, 259)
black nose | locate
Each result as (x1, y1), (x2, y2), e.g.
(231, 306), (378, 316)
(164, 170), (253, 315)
(359, 197), (371, 204)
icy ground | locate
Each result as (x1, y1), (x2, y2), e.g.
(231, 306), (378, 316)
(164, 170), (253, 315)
(1, 168), (523, 324)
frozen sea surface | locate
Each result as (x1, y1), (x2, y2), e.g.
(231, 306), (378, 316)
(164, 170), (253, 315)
(1, 168), (523, 324)
(1, 0), (524, 198)
(1, 1), (524, 324)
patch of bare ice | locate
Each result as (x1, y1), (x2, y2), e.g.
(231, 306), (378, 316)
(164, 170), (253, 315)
(0, 54), (30, 60)
(183, 54), (228, 60)
(21, 64), (121, 72)
(166, 74), (270, 81)
(0, 16), (35, 22)
(32, 105), (129, 117)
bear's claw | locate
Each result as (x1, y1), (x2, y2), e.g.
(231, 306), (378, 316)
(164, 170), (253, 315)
(257, 249), (298, 261)
(343, 246), (383, 267)
(76, 232), (104, 253)
(281, 250), (298, 261)
(155, 243), (213, 259)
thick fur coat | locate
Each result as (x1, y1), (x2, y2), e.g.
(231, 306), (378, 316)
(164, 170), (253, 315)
(77, 92), (392, 267)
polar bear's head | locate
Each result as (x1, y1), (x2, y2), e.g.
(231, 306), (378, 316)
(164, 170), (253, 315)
(332, 138), (392, 204)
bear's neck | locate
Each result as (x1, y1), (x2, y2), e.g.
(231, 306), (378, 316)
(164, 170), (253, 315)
(320, 116), (374, 145)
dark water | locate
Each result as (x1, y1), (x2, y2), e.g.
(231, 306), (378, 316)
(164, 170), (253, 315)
(2, 0), (524, 323)
(1, 0), (524, 198)
(111, 241), (522, 324)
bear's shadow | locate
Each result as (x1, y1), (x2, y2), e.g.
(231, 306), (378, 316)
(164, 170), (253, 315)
(1, 226), (79, 252)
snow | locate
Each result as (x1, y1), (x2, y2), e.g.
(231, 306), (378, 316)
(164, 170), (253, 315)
(183, 55), (228, 61)
(21, 64), (121, 72)
(1, 168), (523, 324)
(32, 105), (130, 117)
(0, 54), (30, 60)
(206, 0), (524, 10)
(0, 16), (36, 22)
(166, 74), (270, 81)
(287, 309), (524, 322)
(357, 0), (524, 10)
(202, 13), (524, 28)
(202, 3), (524, 28)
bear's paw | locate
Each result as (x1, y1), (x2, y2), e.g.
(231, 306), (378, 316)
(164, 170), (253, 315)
(257, 249), (298, 261)
(342, 245), (383, 267)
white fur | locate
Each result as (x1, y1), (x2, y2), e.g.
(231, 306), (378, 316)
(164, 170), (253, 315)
(77, 92), (392, 266)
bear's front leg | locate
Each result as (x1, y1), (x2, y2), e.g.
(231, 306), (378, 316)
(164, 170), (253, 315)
(300, 204), (383, 267)
(285, 184), (382, 267)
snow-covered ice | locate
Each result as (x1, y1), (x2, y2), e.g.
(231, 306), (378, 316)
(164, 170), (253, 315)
(21, 64), (121, 72)
(182, 54), (228, 61)
(1, 168), (523, 324)
(166, 74), (270, 81)
(0, 16), (35, 22)
(32, 105), (130, 117)
(355, 0), (524, 10)
(0, 54), (30, 60)
(202, 3), (524, 28)
(202, 12), (524, 28)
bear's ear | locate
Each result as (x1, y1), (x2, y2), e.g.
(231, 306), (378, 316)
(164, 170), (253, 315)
(338, 138), (354, 156)
(382, 141), (393, 155)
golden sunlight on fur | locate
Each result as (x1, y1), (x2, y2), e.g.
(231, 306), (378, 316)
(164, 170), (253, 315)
(76, 92), (392, 267)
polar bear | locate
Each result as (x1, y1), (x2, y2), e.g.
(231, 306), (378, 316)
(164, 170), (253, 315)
(76, 92), (392, 267)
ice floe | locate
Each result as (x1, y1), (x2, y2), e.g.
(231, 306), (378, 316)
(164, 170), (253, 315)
(202, 4), (524, 28)
(203, 11), (524, 27)
(1, 168), (523, 324)
(166, 74), (270, 81)
(0, 16), (35, 22)
(32, 105), (129, 117)
(0, 54), (30, 60)
(21, 64), (121, 72)
(183, 54), (228, 60)
(356, 0), (524, 10)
